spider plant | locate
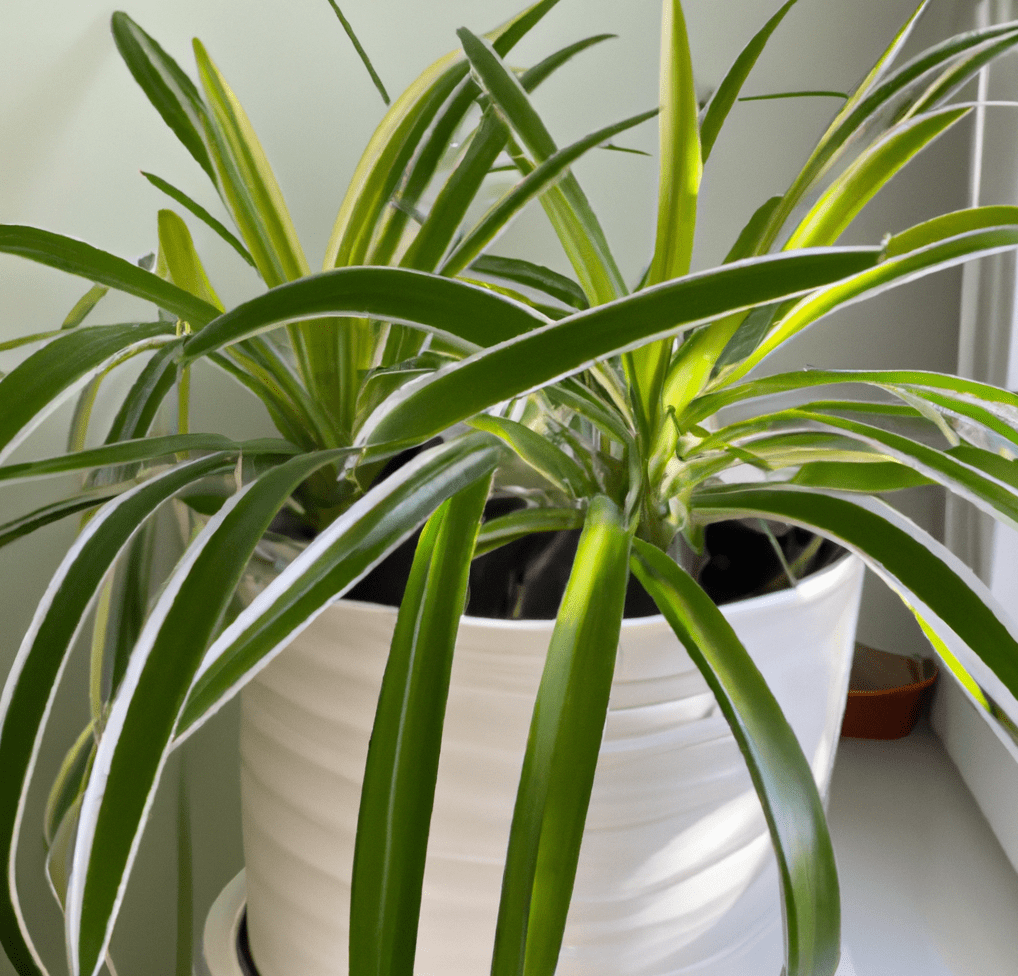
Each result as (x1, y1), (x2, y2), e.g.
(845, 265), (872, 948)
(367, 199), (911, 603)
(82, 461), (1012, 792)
(4, 2), (1018, 976)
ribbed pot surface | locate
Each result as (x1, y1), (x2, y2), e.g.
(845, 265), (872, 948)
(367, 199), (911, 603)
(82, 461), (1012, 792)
(240, 554), (864, 976)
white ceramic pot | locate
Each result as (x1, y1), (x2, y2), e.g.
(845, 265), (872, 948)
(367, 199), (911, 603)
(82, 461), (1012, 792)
(238, 553), (864, 976)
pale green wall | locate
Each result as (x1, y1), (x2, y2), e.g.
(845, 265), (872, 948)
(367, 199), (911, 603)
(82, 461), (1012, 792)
(0, 2), (980, 973)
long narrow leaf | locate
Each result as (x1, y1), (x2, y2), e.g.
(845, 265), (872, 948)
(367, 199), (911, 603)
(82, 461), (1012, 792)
(142, 172), (255, 268)
(441, 107), (658, 279)
(0, 227), (220, 327)
(65, 448), (350, 976)
(700, 0), (798, 162)
(358, 247), (880, 450)
(468, 256), (588, 310)
(466, 415), (593, 497)
(0, 454), (234, 976)
(784, 106), (970, 249)
(491, 495), (630, 976)
(473, 507), (585, 557)
(458, 28), (626, 305)
(690, 483), (1018, 724)
(349, 473), (491, 976)
(0, 323), (175, 464)
(630, 539), (840, 976)
(174, 433), (500, 738)
(723, 225), (1018, 383)
(110, 12), (217, 183)
(182, 267), (550, 361)
(157, 210), (224, 311)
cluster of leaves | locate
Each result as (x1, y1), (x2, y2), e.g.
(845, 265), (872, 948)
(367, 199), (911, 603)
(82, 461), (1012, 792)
(4, 2), (1018, 976)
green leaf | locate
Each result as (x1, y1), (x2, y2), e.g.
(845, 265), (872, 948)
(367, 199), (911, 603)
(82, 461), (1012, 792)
(700, 0), (798, 162)
(761, 18), (1018, 249)
(791, 460), (932, 491)
(66, 448), (350, 976)
(0, 321), (175, 464)
(468, 255), (588, 310)
(349, 473), (491, 976)
(324, 0), (389, 105)
(0, 226), (221, 327)
(648, 0), (701, 286)
(0, 454), (234, 976)
(723, 195), (782, 263)
(0, 435), (293, 486)
(141, 172), (255, 268)
(181, 267), (549, 362)
(690, 483), (1018, 723)
(174, 433), (501, 738)
(359, 247), (880, 451)
(722, 225), (1018, 384)
(157, 210), (224, 311)
(175, 758), (193, 976)
(738, 89), (847, 101)
(491, 496), (630, 976)
(884, 205), (1018, 258)
(543, 376), (634, 445)
(43, 723), (96, 850)
(104, 342), (182, 443)
(784, 106), (970, 249)
(473, 506), (585, 557)
(62, 284), (110, 330)
(441, 107), (658, 278)
(110, 12), (217, 183)
(192, 42), (309, 289)
(458, 28), (626, 306)
(467, 414), (593, 497)
(630, 538), (840, 976)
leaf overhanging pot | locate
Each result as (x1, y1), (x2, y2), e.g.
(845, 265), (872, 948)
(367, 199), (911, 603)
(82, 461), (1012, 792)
(237, 551), (864, 976)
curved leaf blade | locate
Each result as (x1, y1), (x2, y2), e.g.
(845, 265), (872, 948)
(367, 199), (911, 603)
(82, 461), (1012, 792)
(174, 433), (501, 738)
(784, 106), (970, 249)
(66, 449), (350, 976)
(467, 414), (593, 497)
(0, 455), (233, 976)
(473, 507), (585, 557)
(690, 483), (1018, 723)
(491, 496), (631, 976)
(0, 322), (175, 464)
(0, 227), (220, 327)
(631, 539), (840, 976)
(700, 0), (798, 162)
(182, 267), (550, 361)
(350, 473), (491, 976)
(359, 247), (880, 450)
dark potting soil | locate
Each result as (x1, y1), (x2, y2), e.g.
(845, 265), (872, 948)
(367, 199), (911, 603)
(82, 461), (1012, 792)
(331, 443), (844, 620)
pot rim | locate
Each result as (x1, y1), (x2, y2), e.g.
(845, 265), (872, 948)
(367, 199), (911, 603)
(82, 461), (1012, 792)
(332, 549), (863, 633)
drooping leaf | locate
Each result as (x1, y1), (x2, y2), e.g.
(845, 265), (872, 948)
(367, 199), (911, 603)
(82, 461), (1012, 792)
(0, 454), (234, 976)
(631, 539), (840, 976)
(142, 172), (255, 268)
(491, 495), (630, 976)
(0, 322), (175, 464)
(358, 247), (880, 450)
(182, 266), (550, 362)
(690, 483), (1018, 720)
(174, 433), (501, 737)
(0, 227), (220, 327)
(66, 448), (350, 976)
(350, 473), (491, 976)
(700, 0), (799, 162)
(473, 506), (585, 557)
(467, 414), (594, 498)
(62, 284), (110, 330)
(468, 255), (588, 310)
